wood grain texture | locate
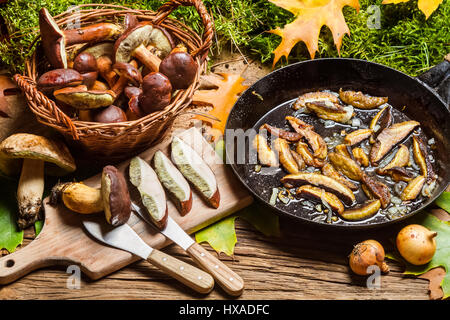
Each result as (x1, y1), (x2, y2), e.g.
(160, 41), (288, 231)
(0, 127), (253, 285)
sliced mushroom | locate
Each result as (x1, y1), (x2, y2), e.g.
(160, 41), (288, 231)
(344, 129), (372, 146)
(129, 156), (168, 229)
(290, 150), (306, 170)
(159, 51), (198, 90)
(370, 121), (420, 165)
(352, 147), (369, 167)
(153, 150), (192, 216)
(328, 152), (363, 181)
(292, 91), (339, 110)
(334, 144), (352, 158)
(273, 138), (299, 174)
(412, 136), (436, 183)
(171, 137), (220, 208)
(281, 173), (355, 205)
(377, 144), (409, 174)
(252, 134), (278, 167)
(369, 105), (393, 143)
(101, 165), (131, 226)
(383, 167), (415, 182)
(305, 101), (354, 124)
(54, 85), (116, 109)
(295, 142), (325, 168)
(296, 185), (344, 214)
(0, 133), (76, 229)
(286, 116), (327, 159)
(361, 173), (391, 208)
(401, 175), (426, 201)
(37, 69), (84, 94)
(321, 163), (358, 190)
(339, 89), (388, 109)
(339, 200), (381, 221)
(260, 123), (302, 142)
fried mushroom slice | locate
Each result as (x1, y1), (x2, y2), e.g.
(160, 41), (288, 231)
(296, 185), (344, 214)
(295, 142), (325, 168)
(305, 101), (354, 124)
(321, 163), (358, 190)
(383, 167), (415, 182)
(290, 150), (305, 170)
(352, 147), (369, 167)
(339, 89), (388, 109)
(339, 200), (381, 221)
(292, 91), (339, 110)
(412, 136), (436, 183)
(361, 173), (391, 208)
(273, 138), (299, 174)
(260, 123), (302, 142)
(377, 144), (409, 174)
(328, 152), (364, 181)
(286, 116), (327, 159)
(281, 173), (355, 205)
(401, 175), (426, 201)
(252, 134), (278, 167)
(344, 129), (373, 146)
(370, 121), (420, 165)
(369, 105), (393, 143)
(334, 144), (352, 158)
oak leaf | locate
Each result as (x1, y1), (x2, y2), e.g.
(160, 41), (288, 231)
(192, 72), (248, 139)
(382, 0), (443, 19)
(268, 0), (360, 66)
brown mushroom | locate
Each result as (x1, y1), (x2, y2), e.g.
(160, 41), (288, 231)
(112, 61), (143, 87)
(260, 123), (302, 142)
(37, 68), (84, 94)
(54, 85), (116, 109)
(369, 105), (393, 143)
(159, 51), (198, 90)
(295, 142), (325, 168)
(93, 105), (127, 123)
(73, 52), (98, 88)
(139, 72), (172, 114)
(361, 173), (391, 208)
(286, 116), (327, 159)
(352, 147), (369, 167)
(39, 8), (122, 68)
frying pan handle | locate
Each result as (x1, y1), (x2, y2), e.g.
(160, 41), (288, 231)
(416, 55), (450, 106)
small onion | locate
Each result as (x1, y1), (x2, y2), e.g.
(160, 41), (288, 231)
(349, 240), (389, 276)
(396, 224), (437, 265)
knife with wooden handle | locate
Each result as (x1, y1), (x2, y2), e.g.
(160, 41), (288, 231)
(131, 202), (244, 296)
(82, 218), (214, 294)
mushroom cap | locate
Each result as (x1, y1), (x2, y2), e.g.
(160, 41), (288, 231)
(73, 52), (98, 73)
(81, 71), (99, 88)
(124, 86), (142, 99)
(39, 8), (67, 69)
(112, 62), (142, 87)
(159, 52), (198, 90)
(0, 133), (76, 176)
(37, 69), (84, 93)
(54, 85), (116, 109)
(93, 105), (128, 123)
(139, 72), (172, 114)
(78, 41), (114, 59)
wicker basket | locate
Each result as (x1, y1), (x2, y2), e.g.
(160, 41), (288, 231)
(13, 0), (213, 162)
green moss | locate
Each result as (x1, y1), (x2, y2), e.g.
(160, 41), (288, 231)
(0, 0), (448, 76)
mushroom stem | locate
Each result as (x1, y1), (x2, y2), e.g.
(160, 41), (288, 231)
(64, 23), (122, 46)
(133, 44), (161, 71)
(17, 158), (45, 229)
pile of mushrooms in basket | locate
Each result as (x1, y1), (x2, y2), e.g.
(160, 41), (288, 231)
(37, 8), (197, 122)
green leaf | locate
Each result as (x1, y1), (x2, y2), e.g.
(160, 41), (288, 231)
(195, 203), (280, 256)
(0, 178), (23, 253)
(435, 192), (450, 213)
(389, 212), (450, 299)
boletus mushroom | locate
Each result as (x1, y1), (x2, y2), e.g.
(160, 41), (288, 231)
(139, 72), (172, 114)
(54, 85), (116, 109)
(159, 50), (198, 90)
(101, 165), (131, 226)
(0, 133), (76, 228)
(73, 52), (98, 88)
(93, 105), (127, 123)
(37, 68), (84, 94)
(39, 8), (122, 68)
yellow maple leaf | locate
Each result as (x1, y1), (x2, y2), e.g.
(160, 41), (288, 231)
(192, 72), (248, 138)
(382, 0), (443, 19)
(268, 0), (360, 67)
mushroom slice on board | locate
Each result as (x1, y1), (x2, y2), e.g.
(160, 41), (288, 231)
(171, 137), (220, 208)
(252, 134), (278, 167)
(321, 163), (358, 190)
(153, 150), (193, 216)
(305, 101), (354, 124)
(361, 173), (391, 208)
(377, 144), (410, 174)
(129, 156), (168, 229)
(338, 89), (388, 109)
(0, 133), (76, 229)
(328, 152), (364, 181)
(260, 123), (302, 142)
(292, 91), (339, 110)
(281, 173), (355, 205)
(370, 120), (420, 165)
(339, 200), (381, 221)
(412, 136), (436, 183)
(344, 129), (373, 146)
(101, 165), (131, 227)
(54, 85), (116, 109)
(39, 8), (122, 68)
(296, 185), (344, 214)
(401, 175), (426, 201)
(286, 116), (327, 159)
(273, 138), (299, 174)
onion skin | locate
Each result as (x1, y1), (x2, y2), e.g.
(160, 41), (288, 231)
(349, 240), (389, 276)
(396, 224), (437, 265)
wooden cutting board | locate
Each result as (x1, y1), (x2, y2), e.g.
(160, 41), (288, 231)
(0, 127), (253, 285)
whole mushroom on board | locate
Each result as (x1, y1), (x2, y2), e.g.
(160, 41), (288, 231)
(0, 133), (76, 229)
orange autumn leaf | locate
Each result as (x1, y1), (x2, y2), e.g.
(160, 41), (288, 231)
(192, 72), (248, 135)
(268, 0), (360, 67)
(382, 0), (443, 19)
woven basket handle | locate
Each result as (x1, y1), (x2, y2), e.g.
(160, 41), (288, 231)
(155, 0), (213, 62)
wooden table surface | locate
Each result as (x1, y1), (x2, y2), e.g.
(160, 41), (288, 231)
(0, 56), (444, 300)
